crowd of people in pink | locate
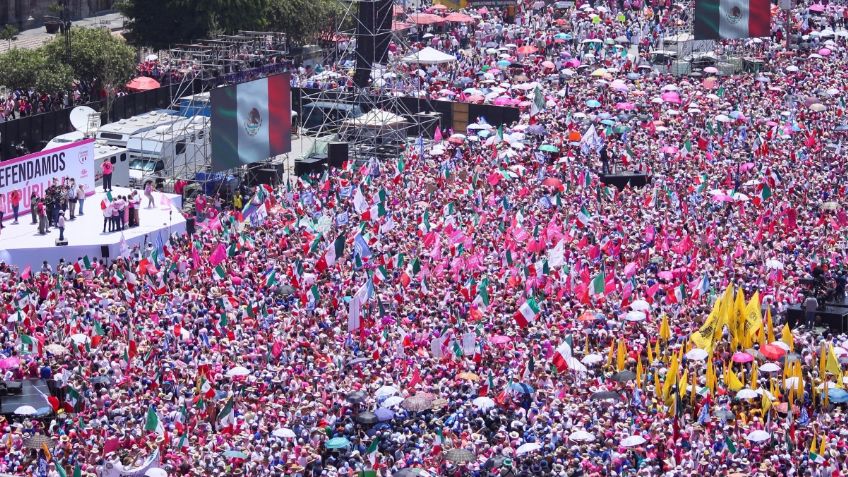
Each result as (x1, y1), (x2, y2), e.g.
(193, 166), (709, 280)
(2, 0), (848, 476)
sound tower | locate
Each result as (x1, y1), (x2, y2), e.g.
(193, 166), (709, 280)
(354, 0), (393, 88)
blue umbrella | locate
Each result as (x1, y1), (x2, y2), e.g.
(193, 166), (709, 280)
(223, 450), (248, 459)
(508, 382), (535, 394)
(497, 59), (511, 68)
(586, 99), (601, 108)
(325, 437), (351, 449)
(600, 119), (616, 126)
(375, 408), (395, 421)
(828, 388), (848, 403)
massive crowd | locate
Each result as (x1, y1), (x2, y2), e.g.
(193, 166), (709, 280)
(2, 0), (848, 476)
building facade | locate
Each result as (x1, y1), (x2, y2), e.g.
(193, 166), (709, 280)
(0, 0), (114, 28)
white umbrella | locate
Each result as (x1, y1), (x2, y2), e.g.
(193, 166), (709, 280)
(770, 341), (790, 351)
(630, 300), (650, 311)
(785, 65), (799, 72)
(759, 362), (781, 373)
(569, 430), (595, 442)
(685, 348), (708, 361)
(473, 396), (496, 410)
(226, 366), (250, 377)
(746, 430), (771, 443)
(69, 334), (90, 344)
(516, 442), (542, 455)
(581, 354), (604, 365)
(375, 385), (398, 399)
(382, 396), (404, 408)
(14, 405), (37, 415)
(732, 193), (750, 202)
(565, 357), (588, 373)
(144, 469), (168, 477)
(784, 377), (801, 389)
(715, 114), (732, 123)
(736, 388), (759, 400)
(765, 259), (784, 270)
(621, 435), (646, 447)
(272, 428), (296, 439)
(625, 311), (646, 322)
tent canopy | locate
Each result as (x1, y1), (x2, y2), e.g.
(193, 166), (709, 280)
(343, 109), (408, 128)
(402, 47), (457, 65)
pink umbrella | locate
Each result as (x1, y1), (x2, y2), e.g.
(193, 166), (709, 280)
(468, 94), (484, 103)
(565, 58), (581, 68)
(660, 92), (681, 104)
(487, 68), (501, 75)
(493, 96), (512, 106)
(809, 3), (825, 12)
(732, 352), (754, 363)
(519, 100), (532, 108)
(819, 48), (832, 56)
(490, 335), (512, 345)
(661, 146), (678, 154)
(702, 77), (718, 89)
(615, 102), (635, 111)
(712, 194), (734, 203)
(541, 60), (556, 70)
(0, 357), (20, 369)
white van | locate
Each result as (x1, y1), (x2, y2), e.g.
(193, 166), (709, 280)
(96, 110), (183, 147)
(126, 116), (210, 188)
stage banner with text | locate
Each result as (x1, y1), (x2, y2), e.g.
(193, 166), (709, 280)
(0, 139), (96, 221)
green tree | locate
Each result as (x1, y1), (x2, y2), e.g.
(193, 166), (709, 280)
(266, 0), (345, 45)
(117, 0), (268, 48)
(0, 24), (19, 49)
(42, 27), (136, 93)
(0, 48), (73, 92)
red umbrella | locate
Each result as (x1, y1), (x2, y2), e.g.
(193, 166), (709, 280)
(760, 344), (786, 361)
(732, 352), (754, 363)
(444, 12), (474, 22)
(126, 76), (161, 91)
(542, 177), (564, 191)
(516, 45), (538, 55)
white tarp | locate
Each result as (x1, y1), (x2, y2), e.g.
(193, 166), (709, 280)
(401, 47), (457, 65)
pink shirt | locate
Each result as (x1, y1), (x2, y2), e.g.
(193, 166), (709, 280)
(102, 161), (113, 175)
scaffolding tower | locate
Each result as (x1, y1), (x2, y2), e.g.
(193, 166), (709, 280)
(300, 0), (440, 166)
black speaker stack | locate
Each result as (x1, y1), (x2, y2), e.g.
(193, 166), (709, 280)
(354, 0), (393, 88)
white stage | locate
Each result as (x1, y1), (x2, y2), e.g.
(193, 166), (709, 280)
(0, 187), (185, 270)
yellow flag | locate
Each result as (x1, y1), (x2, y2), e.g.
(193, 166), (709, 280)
(606, 339), (616, 367)
(654, 369), (662, 398)
(690, 305), (720, 354)
(646, 339), (654, 363)
(659, 314), (671, 342)
(820, 435), (827, 457)
(733, 287), (747, 341)
(819, 343), (828, 378)
(744, 291), (763, 347)
(788, 385), (796, 404)
(655, 339), (662, 362)
(726, 365), (744, 392)
(663, 353), (680, 399)
(679, 369), (689, 398)
(41, 442), (51, 462)
(761, 391), (772, 415)
(781, 324), (794, 352)
(690, 365), (698, 405)
(706, 359), (715, 396)
(827, 344), (844, 385)
(766, 306), (775, 344)
(750, 362), (758, 390)
(616, 339), (627, 372)
(810, 434), (818, 454)
(636, 354), (643, 388)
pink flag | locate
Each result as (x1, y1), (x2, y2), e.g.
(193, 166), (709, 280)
(21, 266), (31, 280)
(624, 262), (638, 278)
(434, 126), (443, 142)
(209, 243), (227, 266)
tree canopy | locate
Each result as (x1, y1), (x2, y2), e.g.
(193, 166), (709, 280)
(41, 27), (137, 92)
(0, 48), (74, 93)
(118, 0), (341, 48)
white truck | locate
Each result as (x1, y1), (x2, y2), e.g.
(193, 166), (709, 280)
(126, 116), (210, 189)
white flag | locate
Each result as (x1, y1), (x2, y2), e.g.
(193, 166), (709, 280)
(548, 240), (565, 268)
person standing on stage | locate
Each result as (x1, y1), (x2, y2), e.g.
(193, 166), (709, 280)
(129, 190), (139, 227)
(57, 211), (65, 242)
(77, 183), (86, 216)
(103, 199), (113, 233)
(30, 191), (38, 225)
(9, 189), (20, 224)
(144, 181), (155, 208)
(102, 160), (113, 192)
(37, 199), (48, 235)
(66, 178), (77, 220)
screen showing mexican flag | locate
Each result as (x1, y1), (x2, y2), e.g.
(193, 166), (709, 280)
(694, 0), (771, 40)
(211, 73), (292, 172)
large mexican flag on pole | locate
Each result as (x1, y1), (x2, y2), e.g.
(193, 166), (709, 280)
(694, 0), (770, 40)
(210, 73), (292, 171)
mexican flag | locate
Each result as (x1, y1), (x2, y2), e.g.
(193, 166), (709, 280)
(65, 386), (82, 409)
(591, 272), (606, 295)
(73, 256), (93, 274)
(263, 269), (277, 287)
(693, 0), (770, 40)
(325, 236), (345, 267)
(759, 184), (772, 201)
(212, 265), (227, 281)
(144, 406), (165, 436)
(366, 437), (380, 465)
(210, 74), (292, 170)
(576, 206), (592, 227)
(373, 266), (389, 285)
(514, 298), (540, 328)
(552, 341), (572, 373)
(217, 397), (235, 430)
(530, 84), (546, 116)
